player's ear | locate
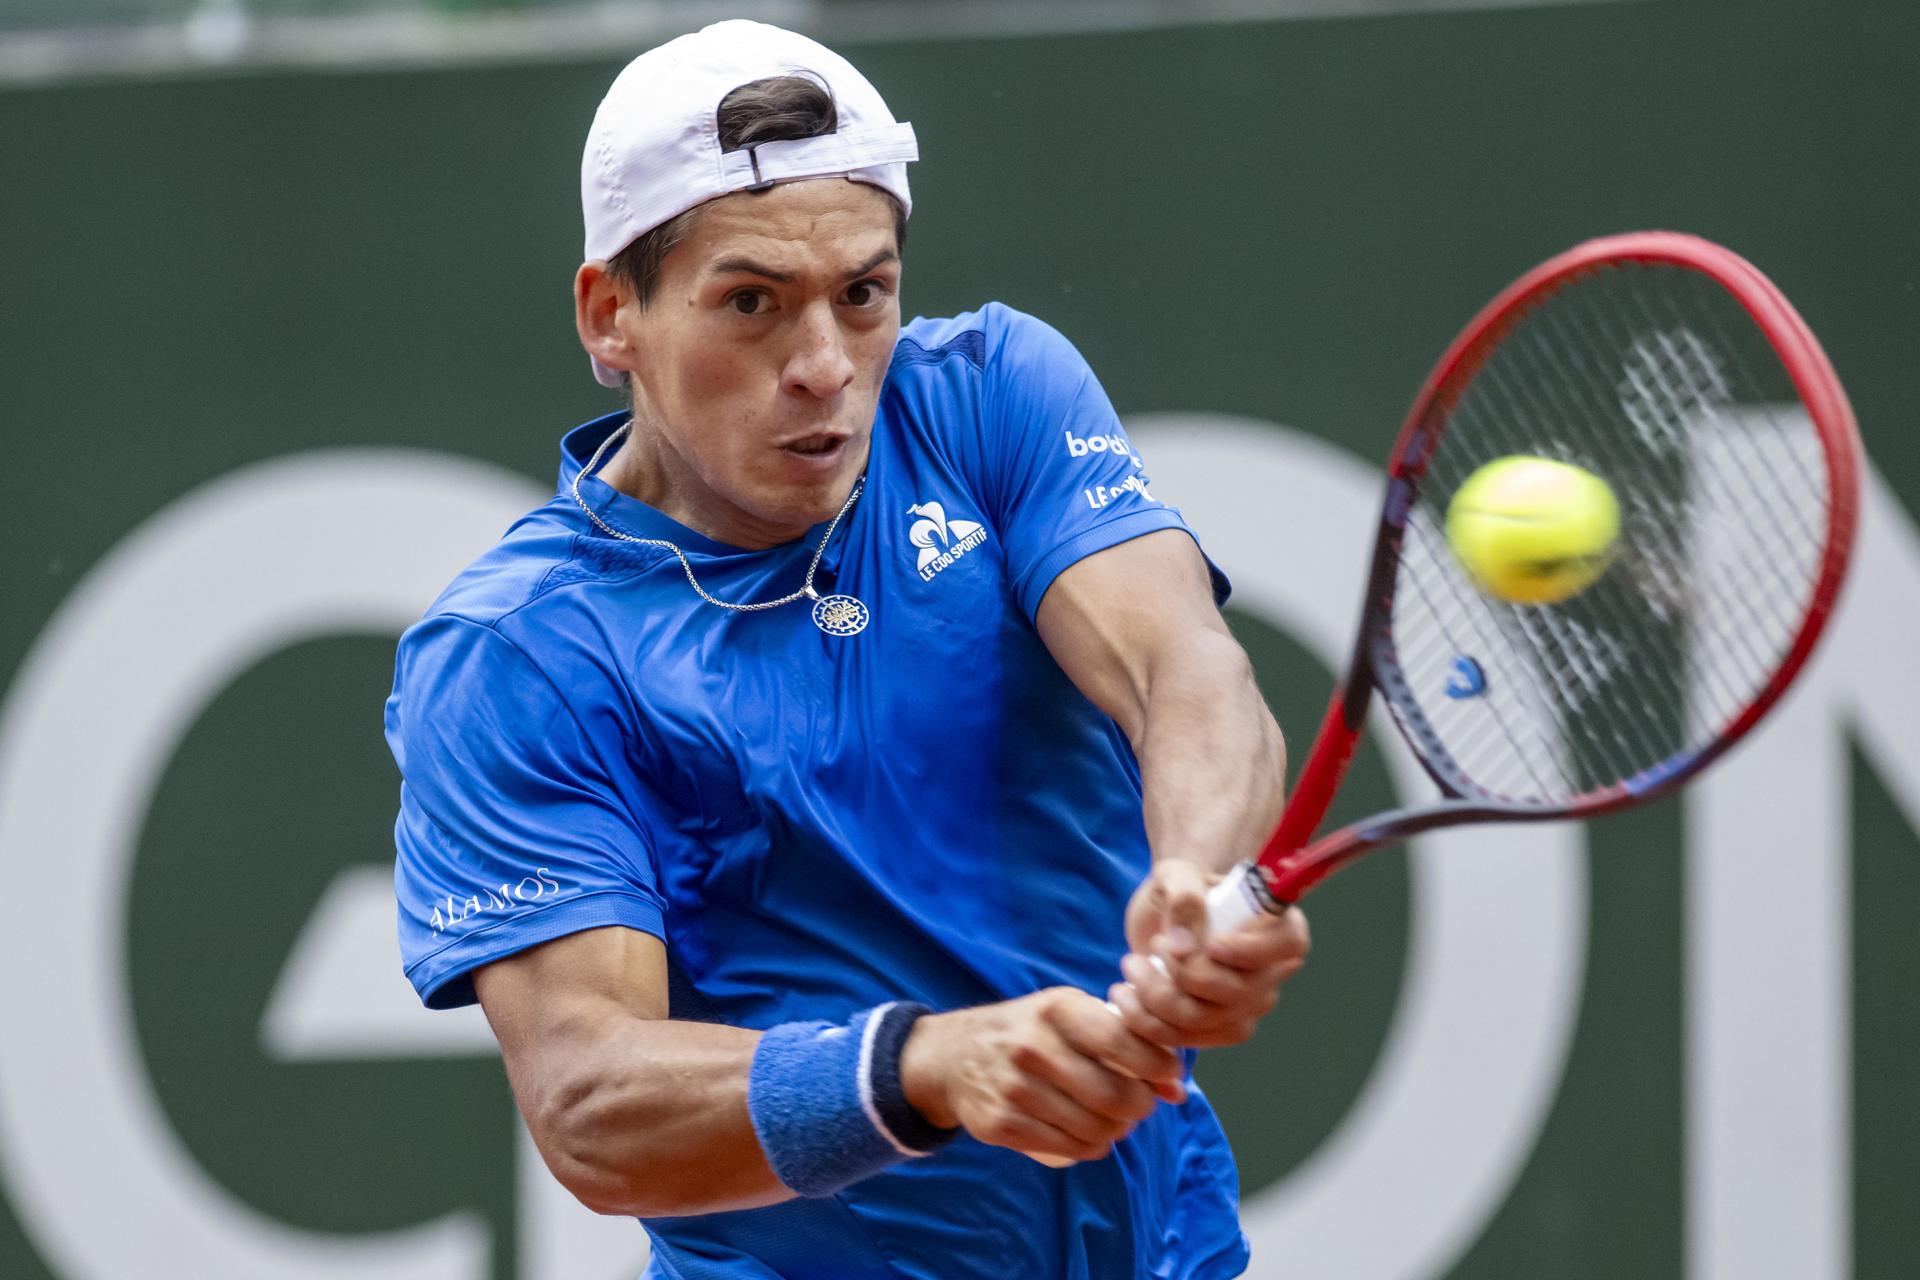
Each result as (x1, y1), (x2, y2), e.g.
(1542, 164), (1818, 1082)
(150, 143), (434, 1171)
(575, 260), (637, 380)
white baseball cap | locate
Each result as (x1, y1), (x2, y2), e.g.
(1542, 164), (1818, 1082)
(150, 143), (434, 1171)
(580, 19), (920, 386)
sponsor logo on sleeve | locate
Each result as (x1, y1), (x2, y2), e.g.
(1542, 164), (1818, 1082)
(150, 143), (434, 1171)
(1083, 474), (1157, 510)
(427, 868), (565, 934)
(1064, 428), (1145, 468)
(906, 501), (989, 581)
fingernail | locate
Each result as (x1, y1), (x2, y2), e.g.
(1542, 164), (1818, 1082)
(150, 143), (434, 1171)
(1157, 927), (1196, 956)
(1120, 954), (1146, 982)
(1148, 954), (1171, 980)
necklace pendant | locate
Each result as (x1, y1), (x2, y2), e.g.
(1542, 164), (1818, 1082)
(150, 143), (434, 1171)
(811, 593), (869, 637)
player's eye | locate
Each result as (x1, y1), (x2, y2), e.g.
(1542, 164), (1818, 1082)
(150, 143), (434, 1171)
(727, 290), (770, 316)
(844, 279), (891, 308)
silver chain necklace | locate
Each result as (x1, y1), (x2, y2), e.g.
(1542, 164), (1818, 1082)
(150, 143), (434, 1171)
(568, 421), (871, 636)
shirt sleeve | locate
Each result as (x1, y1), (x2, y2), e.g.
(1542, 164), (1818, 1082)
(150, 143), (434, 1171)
(386, 613), (668, 1010)
(974, 305), (1231, 619)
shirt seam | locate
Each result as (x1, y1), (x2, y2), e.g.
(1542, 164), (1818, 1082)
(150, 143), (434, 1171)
(527, 533), (570, 600)
(528, 533), (594, 602)
(520, 534), (677, 615)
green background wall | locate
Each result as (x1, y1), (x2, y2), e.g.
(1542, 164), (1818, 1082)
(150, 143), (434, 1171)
(2, 1), (1915, 1275)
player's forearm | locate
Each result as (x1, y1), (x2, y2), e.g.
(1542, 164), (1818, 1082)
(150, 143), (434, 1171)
(517, 1017), (791, 1218)
(1135, 627), (1286, 874)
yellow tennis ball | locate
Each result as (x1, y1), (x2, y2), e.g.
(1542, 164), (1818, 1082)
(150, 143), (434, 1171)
(1444, 456), (1621, 605)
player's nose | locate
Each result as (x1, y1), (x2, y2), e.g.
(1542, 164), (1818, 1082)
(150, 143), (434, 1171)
(783, 301), (856, 399)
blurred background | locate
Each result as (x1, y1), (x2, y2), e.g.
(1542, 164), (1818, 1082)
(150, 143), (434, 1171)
(2, 0), (1915, 1276)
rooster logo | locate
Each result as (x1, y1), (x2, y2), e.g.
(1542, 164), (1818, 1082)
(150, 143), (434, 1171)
(907, 502), (984, 574)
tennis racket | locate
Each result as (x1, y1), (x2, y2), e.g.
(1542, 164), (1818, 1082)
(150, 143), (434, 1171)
(1206, 230), (1862, 934)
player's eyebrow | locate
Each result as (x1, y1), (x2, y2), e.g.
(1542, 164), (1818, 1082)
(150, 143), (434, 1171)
(706, 248), (899, 284)
(708, 256), (794, 283)
(843, 248), (900, 278)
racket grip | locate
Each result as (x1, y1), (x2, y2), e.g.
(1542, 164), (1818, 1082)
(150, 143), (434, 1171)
(1205, 861), (1285, 936)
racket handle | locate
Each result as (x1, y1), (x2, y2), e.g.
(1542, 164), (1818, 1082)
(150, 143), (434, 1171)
(1205, 861), (1286, 936)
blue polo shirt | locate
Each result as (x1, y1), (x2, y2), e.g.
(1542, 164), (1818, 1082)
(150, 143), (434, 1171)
(386, 303), (1248, 1279)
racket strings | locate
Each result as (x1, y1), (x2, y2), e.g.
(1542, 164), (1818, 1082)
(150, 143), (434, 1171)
(1506, 269), (1814, 784)
(1473, 323), (1714, 735)
(1406, 319), (1689, 794)
(1523, 289), (1796, 715)
(1609, 278), (1831, 718)
(1385, 262), (1833, 804)
(1392, 502), (1595, 784)
(1400, 353), (1669, 797)
(1391, 544), (1578, 798)
(1606, 285), (1826, 579)
(1397, 512), (1668, 797)
(1666, 307), (1835, 655)
(1670, 294), (1830, 543)
(1390, 413), (1608, 794)
(1526, 269), (1818, 766)
(1584, 284), (1823, 713)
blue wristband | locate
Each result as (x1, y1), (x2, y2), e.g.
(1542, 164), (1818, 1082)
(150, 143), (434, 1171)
(747, 1002), (958, 1197)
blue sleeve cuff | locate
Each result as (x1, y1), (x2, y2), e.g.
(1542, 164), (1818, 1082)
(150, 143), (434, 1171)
(1014, 508), (1232, 621)
(406, 888), (667, 1010)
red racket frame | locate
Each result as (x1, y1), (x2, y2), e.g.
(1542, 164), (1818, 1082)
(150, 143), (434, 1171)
(1247, 231), (1862, 907)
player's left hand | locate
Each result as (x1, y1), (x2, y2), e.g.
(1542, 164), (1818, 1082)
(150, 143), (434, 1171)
(1109, 859), (1311, 1050)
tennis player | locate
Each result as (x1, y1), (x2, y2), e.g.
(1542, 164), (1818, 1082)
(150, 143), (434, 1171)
(387, 20), (1309, 1278)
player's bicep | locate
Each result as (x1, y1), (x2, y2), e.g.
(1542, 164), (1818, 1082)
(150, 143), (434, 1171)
(1035, 528), (1231, 741)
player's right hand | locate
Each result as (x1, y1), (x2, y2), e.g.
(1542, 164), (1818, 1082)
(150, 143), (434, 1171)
(898, 988), (1188, 1167)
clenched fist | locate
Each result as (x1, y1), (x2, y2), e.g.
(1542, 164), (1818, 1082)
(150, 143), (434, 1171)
(898, 987), (1188, 1166)
(1110, 859), (1311, 1050)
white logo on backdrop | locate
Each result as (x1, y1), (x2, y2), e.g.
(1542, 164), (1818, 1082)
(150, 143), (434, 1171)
(0, 453), (647, 1280)
(1, 424), (1915, 1279)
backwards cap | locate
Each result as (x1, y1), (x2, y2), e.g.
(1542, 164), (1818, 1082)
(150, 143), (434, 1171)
(580, 19), (919, 386)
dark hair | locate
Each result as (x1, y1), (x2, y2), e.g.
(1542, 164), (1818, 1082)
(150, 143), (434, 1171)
(606, 73), (907, 306)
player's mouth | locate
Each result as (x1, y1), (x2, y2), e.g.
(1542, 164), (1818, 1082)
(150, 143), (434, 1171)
(778, 432), (850, 465)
